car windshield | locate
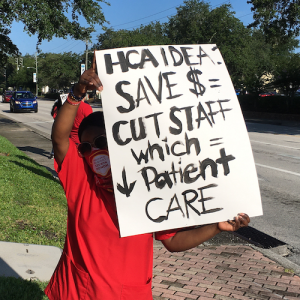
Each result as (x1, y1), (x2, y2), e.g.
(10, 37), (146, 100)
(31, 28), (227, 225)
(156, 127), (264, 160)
(15, 92), (35, 99)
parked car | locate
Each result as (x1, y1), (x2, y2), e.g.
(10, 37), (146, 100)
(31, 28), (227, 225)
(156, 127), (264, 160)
(10, 91), (38, 113)
(259, 92), (274, 97)
(235, 89), (241, 95)
(2, 90), (14, 103)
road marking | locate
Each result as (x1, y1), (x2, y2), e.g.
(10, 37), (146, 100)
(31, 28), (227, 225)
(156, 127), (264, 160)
(251, 140), (300, 150)
(256, 163), (300, 177)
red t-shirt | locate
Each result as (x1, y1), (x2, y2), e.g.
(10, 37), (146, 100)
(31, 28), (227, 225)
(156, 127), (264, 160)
(45, 141), (176, 300)
(70, 102), (93, 145)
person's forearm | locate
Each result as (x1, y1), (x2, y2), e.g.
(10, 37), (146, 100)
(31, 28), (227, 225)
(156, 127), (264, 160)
(52, 101), (79, 143)
(51, 85), (82, 164)
(162, 224), (221, 252)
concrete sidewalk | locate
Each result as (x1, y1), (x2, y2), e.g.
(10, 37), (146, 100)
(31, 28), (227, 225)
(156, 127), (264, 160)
(1, 113), (300, 299)
(152, 244), (300, 300)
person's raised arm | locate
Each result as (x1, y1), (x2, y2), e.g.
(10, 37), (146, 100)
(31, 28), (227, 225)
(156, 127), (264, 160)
(52, 54), (103, 165)
(162, 213), (250, 252)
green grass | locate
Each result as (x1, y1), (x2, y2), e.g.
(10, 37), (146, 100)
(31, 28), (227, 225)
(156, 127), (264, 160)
(0, 135), (67, 299)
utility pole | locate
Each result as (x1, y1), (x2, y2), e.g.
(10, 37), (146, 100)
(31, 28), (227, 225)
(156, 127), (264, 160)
(85, 40), (89, 70)
(15, 57), (19, 72)
(35, 51), (38, 96)
(4, 68), (6, 90)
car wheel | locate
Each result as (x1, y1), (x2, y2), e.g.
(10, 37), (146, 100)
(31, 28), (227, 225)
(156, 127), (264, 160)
(34, 108), (38, 113)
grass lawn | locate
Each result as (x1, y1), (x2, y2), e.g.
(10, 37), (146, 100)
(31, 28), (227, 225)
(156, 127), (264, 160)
(0, 135), (67, 299)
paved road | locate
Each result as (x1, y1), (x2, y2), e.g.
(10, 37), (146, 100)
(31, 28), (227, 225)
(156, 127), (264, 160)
(0, 97), (102, 139)
(1, 96), (300, 267)
(246, 122), (300, 265)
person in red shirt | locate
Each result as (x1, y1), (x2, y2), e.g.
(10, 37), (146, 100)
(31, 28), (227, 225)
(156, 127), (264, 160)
(46, 56), (250, 300)
(69, 100), (93, 145)
(49, 99), (63, 159)
(49, 98), (92, 158)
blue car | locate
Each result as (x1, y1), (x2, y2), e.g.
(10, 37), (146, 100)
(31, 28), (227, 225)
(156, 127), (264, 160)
(10, 91), (38, 113)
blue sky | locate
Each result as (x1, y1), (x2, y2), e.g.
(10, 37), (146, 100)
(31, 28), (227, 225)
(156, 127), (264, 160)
(9, 0), (254, 56)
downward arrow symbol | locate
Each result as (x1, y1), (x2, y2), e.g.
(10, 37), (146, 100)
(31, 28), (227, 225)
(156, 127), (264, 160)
(117, 168), (137, 197)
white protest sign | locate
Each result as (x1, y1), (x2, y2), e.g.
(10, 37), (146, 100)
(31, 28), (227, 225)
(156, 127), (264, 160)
(60, 93), (68, 104)
(95, 45), (262, 237)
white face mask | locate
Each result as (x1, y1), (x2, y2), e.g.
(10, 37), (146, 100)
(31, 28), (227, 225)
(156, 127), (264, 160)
(85, 148), (111, 176)
(91, 152), (111, 176)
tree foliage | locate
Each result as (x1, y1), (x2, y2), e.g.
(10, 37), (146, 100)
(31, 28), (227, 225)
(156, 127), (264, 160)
(3, 0), (300, 96)
(0, 0), (108, 67)
(247, 0), (300, 44)
(272, 53), (300, 96)
(6, 54), (37, 90)
(38, 52), (82, 89)
(6, 52), (82, 91)
(94, 22), (171, 50)
(166, 0), (268, 90)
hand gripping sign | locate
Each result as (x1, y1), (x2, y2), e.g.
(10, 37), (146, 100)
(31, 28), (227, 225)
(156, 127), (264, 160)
(95, 44), (262, 237)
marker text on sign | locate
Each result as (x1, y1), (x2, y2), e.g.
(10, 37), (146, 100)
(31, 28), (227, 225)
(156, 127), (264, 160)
(95, 44), (262, 237)
(104, 46), (216, 75)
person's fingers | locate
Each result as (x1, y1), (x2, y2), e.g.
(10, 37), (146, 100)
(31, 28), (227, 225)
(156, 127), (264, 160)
(236, 214), (250, 229)
(80, 71), (98, 86)
(234, 216), (241, 229)
(239, 213), (250, 224)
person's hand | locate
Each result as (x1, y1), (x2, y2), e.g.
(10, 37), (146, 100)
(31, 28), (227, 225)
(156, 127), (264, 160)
(73, 52), (103, 97)
(217, 213), (250, 232)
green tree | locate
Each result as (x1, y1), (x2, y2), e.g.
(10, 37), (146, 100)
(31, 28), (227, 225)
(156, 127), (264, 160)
(271, 53), (300, 96)
(6, 55), (37, 91)
(0, 0), (108, 67)
(238, 30), (274, 94)
(247, 0), (300, 44)
(38, 52), (82, 90)
(166, 0), (254, 87)
(94, 22), (171, 50)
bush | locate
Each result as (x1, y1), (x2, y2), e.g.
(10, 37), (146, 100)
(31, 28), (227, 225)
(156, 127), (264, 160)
(238, 94), (300, 114)
(44, 92), (61, 100)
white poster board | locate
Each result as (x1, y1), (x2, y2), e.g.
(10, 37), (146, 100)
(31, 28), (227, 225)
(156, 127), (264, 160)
(60, 93), (68, 104)
(95, 44), (262, 237)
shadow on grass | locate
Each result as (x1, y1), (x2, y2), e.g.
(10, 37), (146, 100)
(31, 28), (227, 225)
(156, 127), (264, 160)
(0, 276), (48, 300)
(11, 160), (58, 183)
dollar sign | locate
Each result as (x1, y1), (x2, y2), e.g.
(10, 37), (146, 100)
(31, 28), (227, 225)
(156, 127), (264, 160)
(187, 67), (206, 97)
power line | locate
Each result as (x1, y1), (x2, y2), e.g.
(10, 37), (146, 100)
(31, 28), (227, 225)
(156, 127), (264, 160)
(45, 0), (254, 52)
(90, 0), (230, 34)
(109, 5), (179, 28)
(46, 39), (84, 53)
(90, 0), (232, 39)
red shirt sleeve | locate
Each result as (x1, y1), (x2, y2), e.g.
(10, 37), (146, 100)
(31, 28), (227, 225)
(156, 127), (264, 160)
(70, 102), (93, 145)
(154, 229), (180, 241)
(54, 139), (90, 195)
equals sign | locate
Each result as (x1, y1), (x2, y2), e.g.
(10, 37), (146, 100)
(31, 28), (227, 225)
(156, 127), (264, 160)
(210, 138), (223, 147)
(209, 79), (221, 88)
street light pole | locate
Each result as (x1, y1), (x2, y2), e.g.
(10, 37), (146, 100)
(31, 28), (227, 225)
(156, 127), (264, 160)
(27, 66), (37, 95)
(35, 51), (38, 96)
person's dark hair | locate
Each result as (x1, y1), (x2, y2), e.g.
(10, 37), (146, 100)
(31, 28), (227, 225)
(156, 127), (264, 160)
(51, 99), (62, 117)
(78, 111), (106, 142)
